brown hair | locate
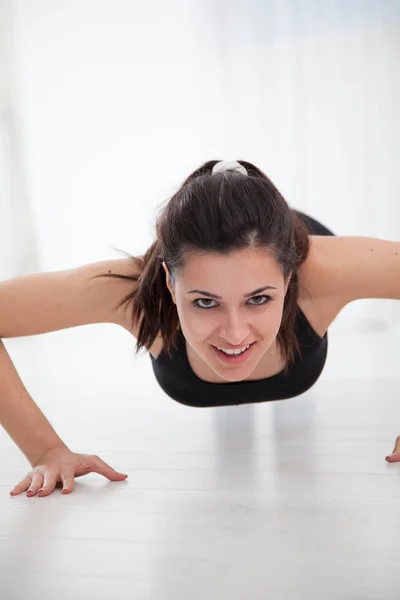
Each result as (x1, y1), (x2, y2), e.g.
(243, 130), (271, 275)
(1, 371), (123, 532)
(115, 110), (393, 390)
(93, 160), (311, 375)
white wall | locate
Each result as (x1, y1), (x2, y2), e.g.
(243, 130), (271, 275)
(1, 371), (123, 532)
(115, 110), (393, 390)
(0, 0), (39, 279)
(2, 0), (400, 330)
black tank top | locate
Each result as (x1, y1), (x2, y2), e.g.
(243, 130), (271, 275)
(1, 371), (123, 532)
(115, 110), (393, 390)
(150, 304), (328, 408)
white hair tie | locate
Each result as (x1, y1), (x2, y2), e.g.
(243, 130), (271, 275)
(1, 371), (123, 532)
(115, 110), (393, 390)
(212, 160), (248, 176)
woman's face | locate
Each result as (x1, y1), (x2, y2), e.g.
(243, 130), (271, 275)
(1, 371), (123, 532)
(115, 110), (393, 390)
(163, 248), (292, 382)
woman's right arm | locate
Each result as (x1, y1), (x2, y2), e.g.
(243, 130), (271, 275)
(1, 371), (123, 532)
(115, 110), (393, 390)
(0, 258), (141, 495)
(0, 338), (68, 466)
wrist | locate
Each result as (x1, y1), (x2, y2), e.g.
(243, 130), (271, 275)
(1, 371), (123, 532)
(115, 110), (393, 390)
(27, 439), (70, 467)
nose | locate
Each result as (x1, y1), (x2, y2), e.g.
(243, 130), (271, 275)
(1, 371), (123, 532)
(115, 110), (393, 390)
(219, 311), (250, 346)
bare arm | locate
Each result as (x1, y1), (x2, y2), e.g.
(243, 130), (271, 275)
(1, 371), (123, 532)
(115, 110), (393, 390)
(0, 339), (68, 465)
(0, 258), (140, 465)
(0, 258), (140, 338)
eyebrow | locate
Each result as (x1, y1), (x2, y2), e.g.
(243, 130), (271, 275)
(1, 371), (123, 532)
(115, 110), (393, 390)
(185, 285), (278, 300)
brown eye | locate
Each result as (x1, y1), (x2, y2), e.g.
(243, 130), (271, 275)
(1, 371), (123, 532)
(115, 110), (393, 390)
(192, 295), (272, 310)
(248, 295), (272, 305)
(192, 298), (216, 309)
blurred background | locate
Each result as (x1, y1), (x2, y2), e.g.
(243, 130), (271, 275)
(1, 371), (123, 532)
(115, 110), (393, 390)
(0, 0), (399, 332)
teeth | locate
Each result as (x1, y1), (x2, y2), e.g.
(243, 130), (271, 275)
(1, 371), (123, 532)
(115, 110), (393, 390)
(216, 344), (250, 355)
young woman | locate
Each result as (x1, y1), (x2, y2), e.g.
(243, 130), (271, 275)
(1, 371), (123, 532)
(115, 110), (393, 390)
(1, 159), (399, 498)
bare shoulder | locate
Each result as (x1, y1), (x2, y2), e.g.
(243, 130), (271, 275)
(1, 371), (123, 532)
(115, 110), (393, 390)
(86, 257), (165, 359)
(300, 234), (400, 301)
(0, 258), (142, 339)
(297, 236), (343, 302)
(297, 234), (400, 336)
(296, 236), (350, 338)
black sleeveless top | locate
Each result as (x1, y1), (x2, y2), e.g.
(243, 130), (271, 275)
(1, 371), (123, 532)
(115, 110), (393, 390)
(150, 304), (328, 408)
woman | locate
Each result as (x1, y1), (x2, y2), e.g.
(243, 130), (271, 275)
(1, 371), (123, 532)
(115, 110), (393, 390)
(1, 159), (399, 498)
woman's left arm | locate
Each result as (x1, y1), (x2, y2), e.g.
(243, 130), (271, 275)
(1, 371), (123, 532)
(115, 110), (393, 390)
(312, 236), (400, 304)
(311, 235), (400, 462)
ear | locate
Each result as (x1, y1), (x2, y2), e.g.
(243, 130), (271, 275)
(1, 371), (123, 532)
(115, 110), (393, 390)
(162, 261), (176, 303)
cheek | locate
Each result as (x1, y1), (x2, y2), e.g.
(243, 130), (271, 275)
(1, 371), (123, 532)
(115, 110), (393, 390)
(270, 304), (285, 334)
(253, 305), (285, 342)
(183, 315), (212, 339)
(176, 304), (215, 339)
(175, 302), (197, 326)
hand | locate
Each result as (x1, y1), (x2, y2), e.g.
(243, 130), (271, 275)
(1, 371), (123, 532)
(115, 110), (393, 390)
(9, 447), (128, 497)
(385, 435), (400, 463)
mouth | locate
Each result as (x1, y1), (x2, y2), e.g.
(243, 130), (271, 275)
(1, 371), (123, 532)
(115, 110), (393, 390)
(211, 342), (256, 365)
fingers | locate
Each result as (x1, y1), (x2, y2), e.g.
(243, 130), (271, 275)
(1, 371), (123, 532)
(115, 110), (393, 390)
(10, 475), (32, 496)
(9, 453), (128, 498)
(37, 472), (60, 497)
(385, 435), (400, 463)
(386, 453), (400, 463)
(26, 472), (44, 496)
(11, 471), (68, 498)
(60, 472), (75, 494)
(11, 472), (74, 498)
(90, 455), (128, 481)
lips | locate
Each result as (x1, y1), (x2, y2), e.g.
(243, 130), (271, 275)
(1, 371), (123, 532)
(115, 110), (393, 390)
(216, 345), (249, 354)
(211, 342), (256, 364)
(213, 342), (254, 351)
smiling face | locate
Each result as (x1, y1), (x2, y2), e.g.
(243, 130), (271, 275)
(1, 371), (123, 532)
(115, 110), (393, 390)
(163, 248), (292, 382)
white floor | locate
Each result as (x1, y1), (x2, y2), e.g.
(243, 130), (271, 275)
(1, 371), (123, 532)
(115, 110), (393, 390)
(1, 318), (400, 600)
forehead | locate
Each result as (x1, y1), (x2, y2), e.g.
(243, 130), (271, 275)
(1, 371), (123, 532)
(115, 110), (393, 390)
(180, 248), (282, 278)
